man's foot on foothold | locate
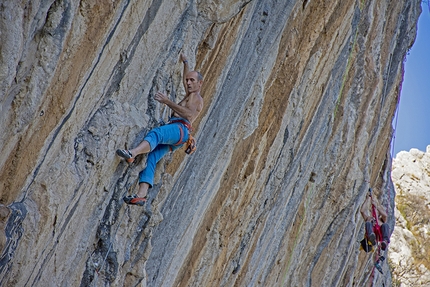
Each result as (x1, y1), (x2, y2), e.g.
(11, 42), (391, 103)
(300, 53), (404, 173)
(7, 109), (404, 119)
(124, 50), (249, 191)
(116, 149), (134, 163)
(123, 194), (147, 206)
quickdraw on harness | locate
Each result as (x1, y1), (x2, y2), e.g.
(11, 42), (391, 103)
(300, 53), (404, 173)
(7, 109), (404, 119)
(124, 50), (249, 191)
(168, 119), (197, 155)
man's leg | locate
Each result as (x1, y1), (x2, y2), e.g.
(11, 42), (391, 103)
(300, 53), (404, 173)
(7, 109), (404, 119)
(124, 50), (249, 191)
(381, 223), (390, 250)
(130, 140), (151, 157)
(136, 136), (186, 197)
(365, 221), (376, 246)
(124, 145), (171, 206)
(122, 123), (187, 205)
(138, 144), (171, 189)
(116, 140), (151, 162)
(381, 223), (390, 241)
(117, 124), (186, 160)
(136, 182), (150, 199)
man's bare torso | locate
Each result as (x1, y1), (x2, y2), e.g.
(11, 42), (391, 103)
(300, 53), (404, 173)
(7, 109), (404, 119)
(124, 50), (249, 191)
(173, 92), (203, 123)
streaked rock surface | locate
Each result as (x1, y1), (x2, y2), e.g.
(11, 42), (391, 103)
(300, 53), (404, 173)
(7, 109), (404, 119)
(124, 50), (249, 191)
(0, 0), (421, 286)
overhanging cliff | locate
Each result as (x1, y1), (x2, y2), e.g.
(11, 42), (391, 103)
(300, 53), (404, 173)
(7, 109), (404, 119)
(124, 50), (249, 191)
(0, 0), (421, 286)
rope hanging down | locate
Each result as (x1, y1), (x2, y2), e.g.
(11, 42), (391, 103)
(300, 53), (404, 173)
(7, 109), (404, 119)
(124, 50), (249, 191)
(389, 54), (406, 158)
(92, 204), (130, 286)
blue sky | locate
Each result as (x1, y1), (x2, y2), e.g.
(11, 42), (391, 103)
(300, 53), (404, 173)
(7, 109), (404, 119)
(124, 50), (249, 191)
(393, 4), (430, 156)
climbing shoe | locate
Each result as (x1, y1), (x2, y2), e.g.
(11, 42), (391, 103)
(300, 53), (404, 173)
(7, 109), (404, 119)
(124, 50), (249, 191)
(116, 149), (134, 163)
(368, 233), (376, 246)
(123, 194), (147, 206)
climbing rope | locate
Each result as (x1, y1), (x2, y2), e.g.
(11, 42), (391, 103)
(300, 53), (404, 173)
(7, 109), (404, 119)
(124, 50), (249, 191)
(389, 54), (406, 158)
(92, 204), (130, 286)
(382, 53), (407, 258)
(365, 188), (388, 285)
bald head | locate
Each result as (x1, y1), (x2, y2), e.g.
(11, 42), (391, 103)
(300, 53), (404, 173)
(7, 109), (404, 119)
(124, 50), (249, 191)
(187, 70), (203, 82)
(185, 71), (203, 94)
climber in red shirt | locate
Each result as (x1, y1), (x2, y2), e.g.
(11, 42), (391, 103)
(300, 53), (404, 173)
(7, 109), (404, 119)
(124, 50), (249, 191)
(360, 189), (390, 251)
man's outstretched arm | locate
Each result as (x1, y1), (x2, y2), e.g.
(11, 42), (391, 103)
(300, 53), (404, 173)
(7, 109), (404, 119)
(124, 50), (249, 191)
(180, 53), (190, 96)
(373, 198), (388, 223)
(154, 91), (202, 122)
(360, 195), (372, 222)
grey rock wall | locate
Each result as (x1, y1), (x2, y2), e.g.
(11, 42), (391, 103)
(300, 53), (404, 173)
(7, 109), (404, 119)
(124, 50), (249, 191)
(0, 0), (421, 286)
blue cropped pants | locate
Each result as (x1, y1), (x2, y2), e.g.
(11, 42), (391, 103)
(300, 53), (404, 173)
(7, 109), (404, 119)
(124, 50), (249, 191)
(138, 117), (190, 187)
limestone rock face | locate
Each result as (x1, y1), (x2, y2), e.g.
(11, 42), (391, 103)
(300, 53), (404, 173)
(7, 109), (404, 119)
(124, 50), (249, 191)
(0, 0), (420, 286)
(390, 147), (430, 286)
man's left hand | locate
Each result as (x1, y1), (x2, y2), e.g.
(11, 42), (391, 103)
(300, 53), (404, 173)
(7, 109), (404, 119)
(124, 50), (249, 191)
(154, 91), (169, 104)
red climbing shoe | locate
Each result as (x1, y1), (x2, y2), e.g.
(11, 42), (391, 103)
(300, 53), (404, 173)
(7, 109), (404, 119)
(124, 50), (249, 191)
(123, 194), (147, 206)
(116, 149), (134, 163)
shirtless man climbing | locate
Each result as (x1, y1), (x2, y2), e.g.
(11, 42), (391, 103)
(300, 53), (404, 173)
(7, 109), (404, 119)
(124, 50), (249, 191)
(116, 53), (204, 205)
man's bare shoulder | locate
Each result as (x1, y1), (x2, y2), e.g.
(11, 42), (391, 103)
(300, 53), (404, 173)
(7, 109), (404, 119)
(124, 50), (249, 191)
(188, 92), (203, 105)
